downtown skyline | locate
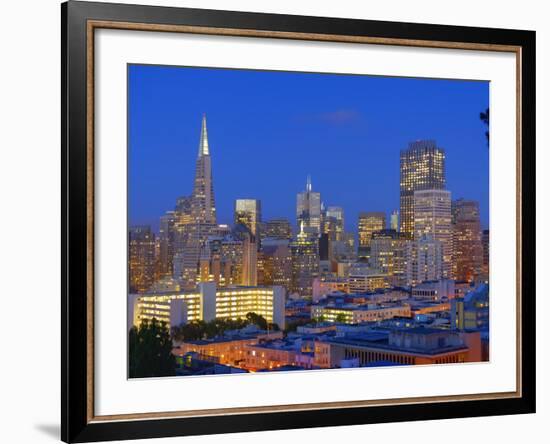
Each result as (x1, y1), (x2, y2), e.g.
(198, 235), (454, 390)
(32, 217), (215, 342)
(128, 66), (490, 377)
(129, 64), (489, 233)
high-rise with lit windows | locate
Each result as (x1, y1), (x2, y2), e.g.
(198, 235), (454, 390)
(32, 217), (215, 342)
(262, 218), (292, 241)
(234, 199), (262, 239)
(191, 114), (216, 226)
(404, 235), (444, 286)
(178, 115), (218, 288)
(290, 222), (320, 297)
(129, 225), (156, 294)
(259, 238), (292, 290)
(358, 212), (386, 250)
(296, 175), (321, 236)
(369, 229), (409, 287)
(323, 206), (345, 241)
(452, 199), (483, 282)
(400, 140), (446, 236)
(413, 189), (452, 278)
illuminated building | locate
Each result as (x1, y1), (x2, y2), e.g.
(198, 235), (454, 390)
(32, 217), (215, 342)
(175, 329), (283, 368)
(312, 277), (349, 302)
(408, 299), (450, 316)
(244, 340), (314, 371)
(258, 238), (292, 290)
(347, 261), (389, 292)
(296, 175), (321, 236)
(454, 280), (472, 299)
(234, 199), (262, 238)
(200, 234), (257, 288)
(175, 195), (193, 215)
(323, 206), (345, 241)
(400, 140), (446, 236)
(317, 328), (474, 368)
(358, 212), (386, 250)
(241, 232), (257, 286)
(191, 114), (216, 225)
(411, 279), (455, 301)
(482, 229), (490, 281)
(369, 229), (409, 287)
(413, 189), (452, 278)
(213, 224), (231, 237)
(390, 210), (399, 231)
(311, 303), (411, 324)
(175, 115), (219, 289)
(404, 235), (444, 286)
(330, 232), (356, 261)
(158, 211), (178, 277)
(129, 225), (156, 294)
(348, 272), (389, 293)
(451, 283), (489, 331)
(262, 218), (292, 240)
(131, 282), (286, 329)
(290, 222), (320, 297)
(452, 199), (483, 282)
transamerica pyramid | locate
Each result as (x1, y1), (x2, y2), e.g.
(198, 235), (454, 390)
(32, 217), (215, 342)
(191, 114), (217, 225)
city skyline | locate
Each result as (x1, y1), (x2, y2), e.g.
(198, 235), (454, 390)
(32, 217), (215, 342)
(128, 65), (490, 378)
(129, 64), (489, 233)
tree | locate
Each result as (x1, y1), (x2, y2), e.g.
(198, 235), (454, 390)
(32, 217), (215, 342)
(335, 313), (348, 323)
(171, 317), (252, 342)
(267, 322), (280, 331)
(480, 108), (489, 146)
(311, 315), (325, 324)
(245, 312), (268, 330)
(283, 318), (309, 333)
(129, 318), (175, 378)
(170, 313), (272, 343)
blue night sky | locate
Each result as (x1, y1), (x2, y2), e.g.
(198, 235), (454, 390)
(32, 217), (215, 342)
(128, 64), (489, 233)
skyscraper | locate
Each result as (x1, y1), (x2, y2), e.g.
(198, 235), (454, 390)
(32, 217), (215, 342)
(234, 199), (262, 239)
(158, 211), (178, 277)
(358, 212), (386, 250)
(323, 206), (345, 241)
(330, 232), (356, 261)
(259, 238), (292, 290)
(405, 235), (444, 286)
(262, 218), (292, 240)
(290, 222), (320, 297)
(191, 114), (217, 225)
(390, 210), (399, 231)
(175, 195), (193, 215)
(400, 140), (446, 236)
(369, 229), (409, 287)
(241, 232), (258, 286)
(413, 189), (452, 278)
(296, 175), (321, 237)
(177, 115), (218, 288)
(129, 225), (156, 294)
(452, 199), (483, 282)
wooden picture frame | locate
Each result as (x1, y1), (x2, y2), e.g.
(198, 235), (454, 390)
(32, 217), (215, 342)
(62, 1), (536, 442)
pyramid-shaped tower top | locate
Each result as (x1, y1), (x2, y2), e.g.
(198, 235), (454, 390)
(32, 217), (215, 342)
(198, 114), (210, 157)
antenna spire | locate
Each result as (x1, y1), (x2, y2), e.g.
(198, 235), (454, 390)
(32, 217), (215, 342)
(198, 114), (210, 157)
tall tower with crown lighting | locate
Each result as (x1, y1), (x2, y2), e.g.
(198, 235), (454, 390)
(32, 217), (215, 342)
(296, 175), (321, 237)
(192, 114), (217, 225)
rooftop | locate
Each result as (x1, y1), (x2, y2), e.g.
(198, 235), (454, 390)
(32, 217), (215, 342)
(327, 330), (468, 356)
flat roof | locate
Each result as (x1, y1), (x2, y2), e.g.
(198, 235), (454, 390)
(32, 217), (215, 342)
(326, 334), (468, 356)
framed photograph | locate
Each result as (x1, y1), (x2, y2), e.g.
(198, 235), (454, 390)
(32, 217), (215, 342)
(62, 1), (536, 442)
